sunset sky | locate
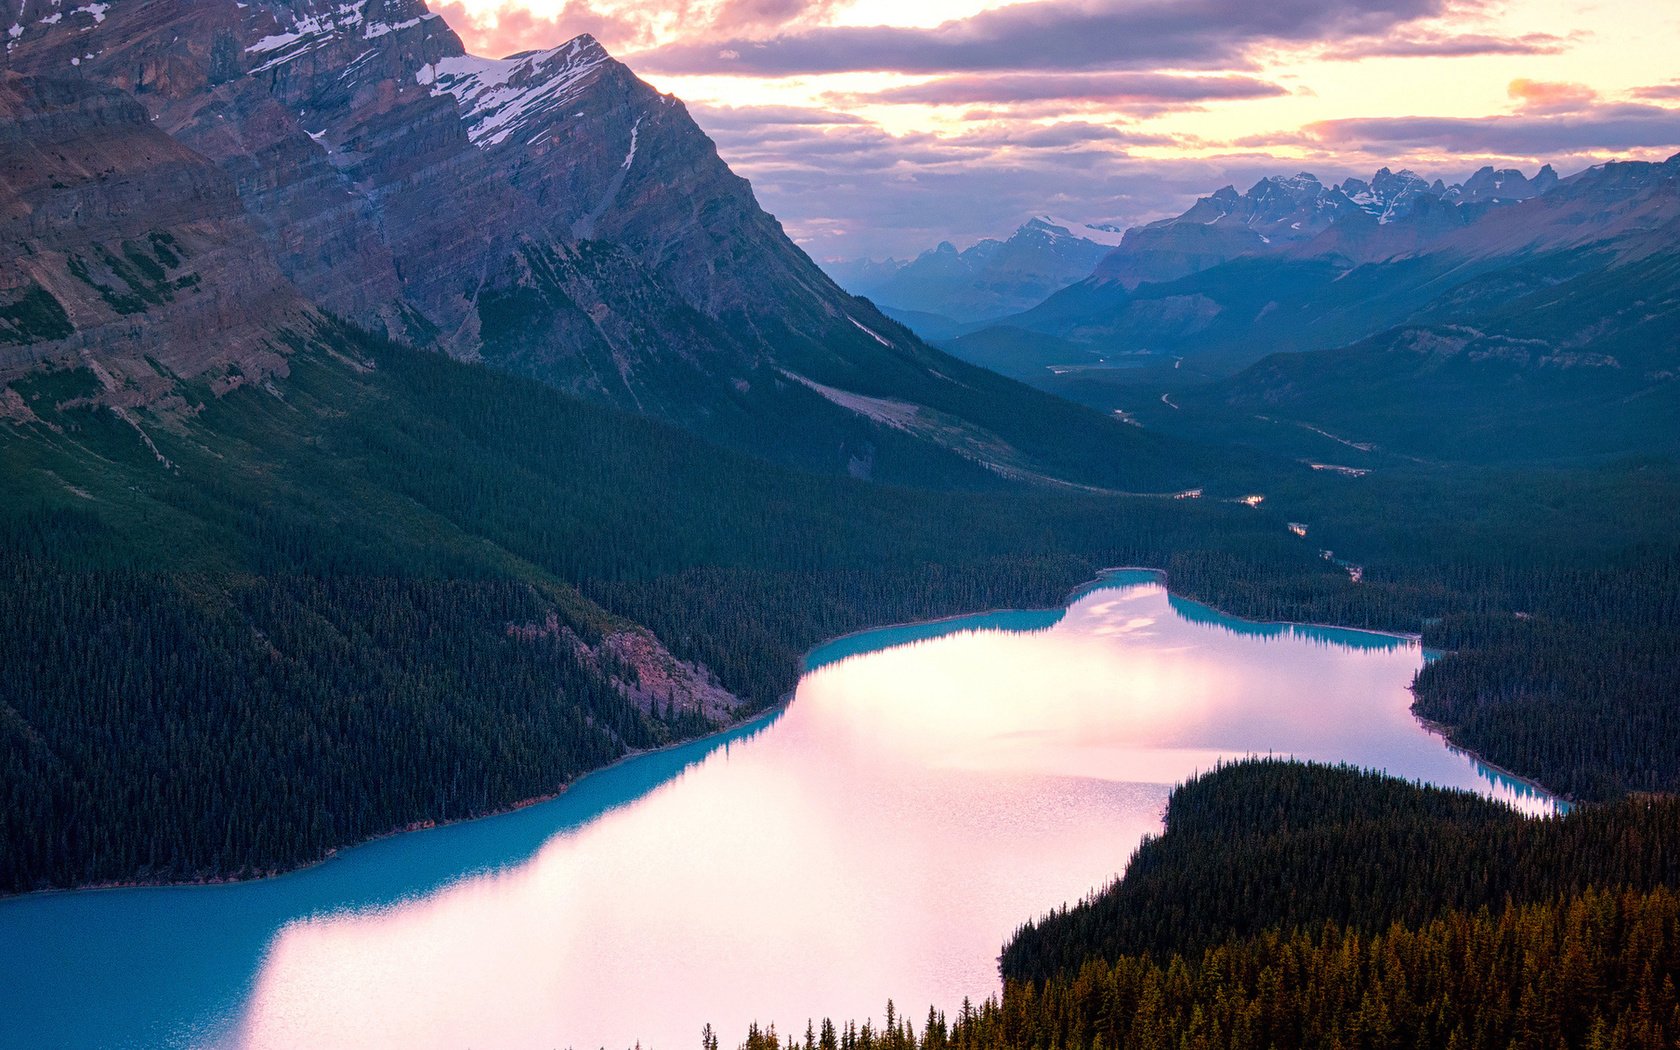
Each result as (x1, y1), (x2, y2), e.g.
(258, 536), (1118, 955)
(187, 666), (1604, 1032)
(433, 0), (1680, 260)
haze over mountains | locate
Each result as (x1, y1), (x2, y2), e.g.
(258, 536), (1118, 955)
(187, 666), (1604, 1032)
(826, 216), (1126, 334)
(825, 154), (1679, 465)
(831, 162), (1569, 331)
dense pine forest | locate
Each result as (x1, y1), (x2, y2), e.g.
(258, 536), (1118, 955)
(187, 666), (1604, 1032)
(3, 321), (1678, 892)
(750, 889), (1680, 1050)
(1002, 761), (1680, 980)
(0, 322), (1312, 892)
(725, 762), (1680, 1050)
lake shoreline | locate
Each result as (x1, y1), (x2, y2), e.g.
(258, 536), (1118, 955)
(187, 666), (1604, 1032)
(807, 567), (1424, 662)
(0, 700), (793, 904)
(1415, 715), (1572, 807)
(1, 564), (1518, 902)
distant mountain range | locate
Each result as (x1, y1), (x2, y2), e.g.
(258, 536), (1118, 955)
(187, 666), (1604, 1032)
(826, 216), (1127, 334)
(1087, 164), (1559, 291)
(0, 0), (1201, 493)
(945, 155), (1680, 463)
(825, 165), (1566, 340)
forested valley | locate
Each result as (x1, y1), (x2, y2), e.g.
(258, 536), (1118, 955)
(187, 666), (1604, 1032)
(3, 320), (1677, 894)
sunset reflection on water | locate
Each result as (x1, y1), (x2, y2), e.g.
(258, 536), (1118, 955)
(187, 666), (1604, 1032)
(224, 575), (1547, 1050)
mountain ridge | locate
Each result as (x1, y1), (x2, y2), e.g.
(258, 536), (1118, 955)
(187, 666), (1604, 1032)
(0, 0), (1202, 492)
(828, 216), (1131, 330)
(952, 153), (1680, 378)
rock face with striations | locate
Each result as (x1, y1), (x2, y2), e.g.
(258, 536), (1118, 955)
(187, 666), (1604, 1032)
(2, 0), (899, 364)
(5, 0), (1071, 477)
(0, 70), (307, 404)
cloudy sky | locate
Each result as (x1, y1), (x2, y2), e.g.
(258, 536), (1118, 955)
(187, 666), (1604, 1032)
(434, 0), (1680, 260)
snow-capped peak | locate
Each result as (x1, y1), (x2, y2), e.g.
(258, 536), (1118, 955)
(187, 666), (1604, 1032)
(1026, 215), (1128, 247)
(420, 33), (610, 148)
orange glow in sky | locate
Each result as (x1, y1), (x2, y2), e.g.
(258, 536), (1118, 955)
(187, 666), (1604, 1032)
(434, 0), (1680, 256)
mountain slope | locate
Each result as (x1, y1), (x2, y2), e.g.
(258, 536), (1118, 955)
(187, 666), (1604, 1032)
(1, 0), (1197, 491)
(971, 155), (1679, 384)
(832, 216), (1125, 328)
(1183, 245), (1680, 463)
(0, 72), (308, 401)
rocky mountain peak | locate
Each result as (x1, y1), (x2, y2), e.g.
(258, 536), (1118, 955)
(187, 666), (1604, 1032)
(1022, 216), (1127, 248)
(1450, 164), (1564, 205)
(1087, 155), (1595, 290)
(420, 33), (612, 147)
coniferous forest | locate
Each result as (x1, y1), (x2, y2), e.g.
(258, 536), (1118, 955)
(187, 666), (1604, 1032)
(724, 762), (1680, 1050)
(4, 5), (1679, 1045)
(4, 323), (1679, 895)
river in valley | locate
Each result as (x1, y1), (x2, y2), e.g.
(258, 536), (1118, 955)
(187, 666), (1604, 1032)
(0, 570), (1557, 1050)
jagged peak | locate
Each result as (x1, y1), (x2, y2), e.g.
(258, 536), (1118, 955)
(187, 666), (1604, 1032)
(1371, 167), (1427, 186)
(1021, 214), (1127, 246)
(501, 32), (609, 64)
(420, 30), (614, 147)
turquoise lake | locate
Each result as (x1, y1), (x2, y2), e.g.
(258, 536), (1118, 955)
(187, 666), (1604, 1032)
(0, 570), (1558, 1050)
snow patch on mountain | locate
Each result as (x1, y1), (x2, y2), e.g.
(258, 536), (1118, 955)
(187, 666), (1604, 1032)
(246, 1), (440, 73)
(420, 34), (609, 148)
(1030, 216), (1129, 247)
(850, 317), (893, 347)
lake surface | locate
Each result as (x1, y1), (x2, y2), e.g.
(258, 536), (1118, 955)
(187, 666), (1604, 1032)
(0, 570), (1557, 1050)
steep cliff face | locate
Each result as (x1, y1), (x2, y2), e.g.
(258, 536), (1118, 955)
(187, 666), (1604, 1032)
(0, 71), (307, 408)
(2, 0), (887, 367)
(2, 0), (1194, 489)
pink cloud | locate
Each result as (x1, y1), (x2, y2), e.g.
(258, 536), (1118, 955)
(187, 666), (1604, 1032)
(847, 72), (1287, 107)
(432, 0), (849, 59)
(1633, 80), (1680, 101)
(1322, 30), (1574, 60)
(635, 0), (1460, 75)
(430, 2), (624, 57)
(1507, 78), (1599, 114)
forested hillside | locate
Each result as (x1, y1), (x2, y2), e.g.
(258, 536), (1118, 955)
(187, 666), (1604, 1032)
(0, 320), (1318, 893)
(734, 762), (1680, 1050)
(1002, 761), (1680, 980)
(5, 316), (1679, 892)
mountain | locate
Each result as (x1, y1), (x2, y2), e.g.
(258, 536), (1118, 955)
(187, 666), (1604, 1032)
(999, 155), (1680, 465)
(957, 157), (1678, 381)
(1086, 166), (1528, 292)
(824, 256), (908, 294)
(830, 216), (1126, 330)
(1180, 229), (1680, 463)
(0, 72), (310, 401)
(0, 0), (1194, 492)
(1451, 163), (1559, 204)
